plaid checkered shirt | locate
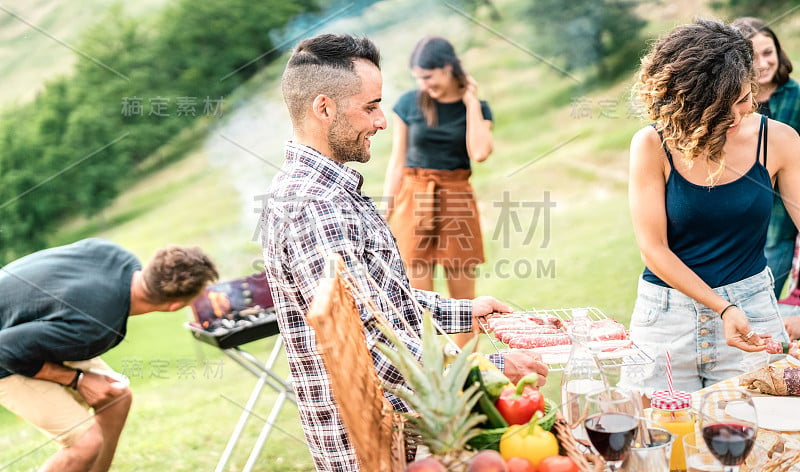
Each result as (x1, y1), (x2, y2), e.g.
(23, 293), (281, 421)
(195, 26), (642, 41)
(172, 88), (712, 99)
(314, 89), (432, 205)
(260, 142), (480, 471)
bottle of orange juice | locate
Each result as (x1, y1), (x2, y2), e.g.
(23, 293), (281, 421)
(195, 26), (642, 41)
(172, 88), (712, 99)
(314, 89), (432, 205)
(650, 390), (694, 471)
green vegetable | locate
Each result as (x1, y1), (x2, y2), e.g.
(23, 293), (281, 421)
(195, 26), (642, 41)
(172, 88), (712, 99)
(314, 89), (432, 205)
(466, 365), (509, 429)
(481, 368), (512, 402)
(466, 427), (506, 451)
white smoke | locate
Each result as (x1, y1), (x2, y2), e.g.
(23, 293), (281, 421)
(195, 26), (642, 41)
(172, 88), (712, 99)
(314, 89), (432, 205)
(202, 0), (475, 246)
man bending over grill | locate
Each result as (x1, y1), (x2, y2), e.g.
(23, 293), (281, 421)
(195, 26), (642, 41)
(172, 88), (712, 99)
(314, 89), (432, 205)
(0, 238), (218, 472)
(260, 33), (549, 471)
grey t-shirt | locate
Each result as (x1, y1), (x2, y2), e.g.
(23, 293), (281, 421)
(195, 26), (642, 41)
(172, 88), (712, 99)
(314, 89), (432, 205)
(0, 238), (140, 378)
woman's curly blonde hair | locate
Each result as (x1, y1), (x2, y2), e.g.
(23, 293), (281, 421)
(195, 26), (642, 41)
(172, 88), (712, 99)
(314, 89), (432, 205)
(634, 19), (758, 182)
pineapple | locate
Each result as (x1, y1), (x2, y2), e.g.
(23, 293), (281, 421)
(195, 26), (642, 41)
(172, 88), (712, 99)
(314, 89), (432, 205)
(375, 312), (487, 472)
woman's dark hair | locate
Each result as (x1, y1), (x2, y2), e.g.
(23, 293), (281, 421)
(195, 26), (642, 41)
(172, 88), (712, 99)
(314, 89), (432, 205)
(635, 18), (757, 183)
(409, 36), (467, 126)
(732, 17), (793, 87)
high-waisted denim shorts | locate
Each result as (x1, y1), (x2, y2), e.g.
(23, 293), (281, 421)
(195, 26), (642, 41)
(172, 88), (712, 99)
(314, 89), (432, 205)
(619, 268), (789, 393)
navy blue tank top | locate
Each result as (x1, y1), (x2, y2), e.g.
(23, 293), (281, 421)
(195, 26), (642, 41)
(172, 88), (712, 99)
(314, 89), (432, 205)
(643, 116), (773, 288)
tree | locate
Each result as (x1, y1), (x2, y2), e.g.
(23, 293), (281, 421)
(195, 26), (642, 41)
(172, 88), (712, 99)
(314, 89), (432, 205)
(153, 0), (319, 97)
(526, 0), (648, 79)
(0, 0), (328, 263)
(711, 0), (800, 19)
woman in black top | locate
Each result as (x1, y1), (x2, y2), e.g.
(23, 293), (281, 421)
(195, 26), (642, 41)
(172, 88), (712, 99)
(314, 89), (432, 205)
(384, 36), (493, 348)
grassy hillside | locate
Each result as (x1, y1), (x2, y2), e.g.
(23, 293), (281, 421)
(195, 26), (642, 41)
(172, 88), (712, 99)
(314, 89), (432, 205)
(4, 0), (800, 470)
(0, 0), (169, 108)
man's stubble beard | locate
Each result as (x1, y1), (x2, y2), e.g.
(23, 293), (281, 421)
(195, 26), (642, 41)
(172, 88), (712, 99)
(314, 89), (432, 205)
(328, 112), (370, 164)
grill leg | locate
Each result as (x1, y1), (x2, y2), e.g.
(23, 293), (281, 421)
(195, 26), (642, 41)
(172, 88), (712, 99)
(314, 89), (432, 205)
(215, 370), (268, 472)
(214, 336), (293, 472)
(242, 387), (289, 472)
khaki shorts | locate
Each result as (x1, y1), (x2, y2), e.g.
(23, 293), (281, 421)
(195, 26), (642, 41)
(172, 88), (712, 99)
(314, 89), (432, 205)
(0, 358), (111, 447)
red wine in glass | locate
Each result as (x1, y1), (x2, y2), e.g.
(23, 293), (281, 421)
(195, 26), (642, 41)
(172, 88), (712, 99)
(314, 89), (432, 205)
(584, 412), (638, 462)
(698, 389), (757, 472)
(701, 423), (755, 466)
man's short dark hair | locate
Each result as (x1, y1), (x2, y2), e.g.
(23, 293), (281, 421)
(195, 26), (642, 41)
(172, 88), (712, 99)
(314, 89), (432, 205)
(281, 34), (381, 125)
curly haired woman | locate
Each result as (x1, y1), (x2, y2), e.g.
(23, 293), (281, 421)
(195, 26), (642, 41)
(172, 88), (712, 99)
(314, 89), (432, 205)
(619, 19), (800, 393)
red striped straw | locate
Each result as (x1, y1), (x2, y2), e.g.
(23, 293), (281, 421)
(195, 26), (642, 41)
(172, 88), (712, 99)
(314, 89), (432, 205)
(666, 349), (674, 396)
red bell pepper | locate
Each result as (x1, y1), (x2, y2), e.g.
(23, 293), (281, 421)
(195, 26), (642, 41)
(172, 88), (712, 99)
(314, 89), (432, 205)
(494, 373), (545, 425)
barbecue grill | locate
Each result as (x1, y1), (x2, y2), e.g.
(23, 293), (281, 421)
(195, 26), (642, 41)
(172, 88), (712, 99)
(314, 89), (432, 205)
(185, 272), (294, 472)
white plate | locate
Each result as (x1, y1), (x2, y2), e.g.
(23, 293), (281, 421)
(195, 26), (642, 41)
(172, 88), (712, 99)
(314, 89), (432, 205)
(726, 396), (800, 431)
(786, 354), (800, 367)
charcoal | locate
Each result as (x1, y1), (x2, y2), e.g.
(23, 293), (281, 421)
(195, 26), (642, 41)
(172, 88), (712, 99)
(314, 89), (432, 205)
(200, 307), (276, 333)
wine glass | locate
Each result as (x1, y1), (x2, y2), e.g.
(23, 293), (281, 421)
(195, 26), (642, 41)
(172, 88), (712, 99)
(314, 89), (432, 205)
(583, 387), (639, 471)
(698, 389), (757, 472)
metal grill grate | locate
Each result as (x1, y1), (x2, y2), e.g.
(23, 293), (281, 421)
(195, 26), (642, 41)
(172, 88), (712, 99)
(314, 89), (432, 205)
(479, 306), (653, 372)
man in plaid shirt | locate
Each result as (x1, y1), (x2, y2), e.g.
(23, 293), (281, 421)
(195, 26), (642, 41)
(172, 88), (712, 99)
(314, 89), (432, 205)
(261, 33), (548, 471)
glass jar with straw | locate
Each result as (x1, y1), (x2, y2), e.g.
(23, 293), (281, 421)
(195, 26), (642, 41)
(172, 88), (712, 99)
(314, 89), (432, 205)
(649, 349), (695, 472)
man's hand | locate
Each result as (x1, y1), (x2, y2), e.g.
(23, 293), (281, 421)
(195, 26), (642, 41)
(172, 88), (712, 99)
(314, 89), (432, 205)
(76, 371), (130, 408)
(785, 316), (800, 340)
(502, 349), (548, 386)
(471, 296), (511, 335)
(722, 306), (770, 352)
(472, 296), (511, 318)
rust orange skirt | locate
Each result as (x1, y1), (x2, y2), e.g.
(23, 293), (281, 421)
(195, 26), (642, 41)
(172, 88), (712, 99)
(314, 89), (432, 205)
(390, 168), (484, 268)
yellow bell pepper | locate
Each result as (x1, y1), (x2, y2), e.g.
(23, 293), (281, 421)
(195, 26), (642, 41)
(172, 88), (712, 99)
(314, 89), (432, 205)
(499, 422), (559, 467)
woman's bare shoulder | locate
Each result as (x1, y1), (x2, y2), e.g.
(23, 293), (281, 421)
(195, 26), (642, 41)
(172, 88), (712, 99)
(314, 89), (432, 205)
(630, 125), (664, 159)
(767, 117), (800, 169)
(768, 116), (800, 140)
(631, 124), (661, 146)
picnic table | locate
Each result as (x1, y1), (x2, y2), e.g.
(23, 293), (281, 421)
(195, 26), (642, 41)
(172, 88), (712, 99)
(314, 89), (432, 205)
(691, 356), (800, 471)
(692, 357), (799, 439)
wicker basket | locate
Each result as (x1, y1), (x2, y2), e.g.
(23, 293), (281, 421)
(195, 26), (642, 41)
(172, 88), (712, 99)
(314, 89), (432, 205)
(307, 255), (406, 471)
(307, 253), (603, 471)
(742, 429), (800, 472)
(551, 417), (605, 472)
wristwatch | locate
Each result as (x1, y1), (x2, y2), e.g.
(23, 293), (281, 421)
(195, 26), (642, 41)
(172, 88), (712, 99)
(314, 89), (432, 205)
(68, 369), (83, 389)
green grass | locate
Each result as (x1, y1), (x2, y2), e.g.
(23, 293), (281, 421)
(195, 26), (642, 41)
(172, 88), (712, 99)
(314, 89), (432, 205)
(4, 0), (800, 470)
(0, 336), (311, 471)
